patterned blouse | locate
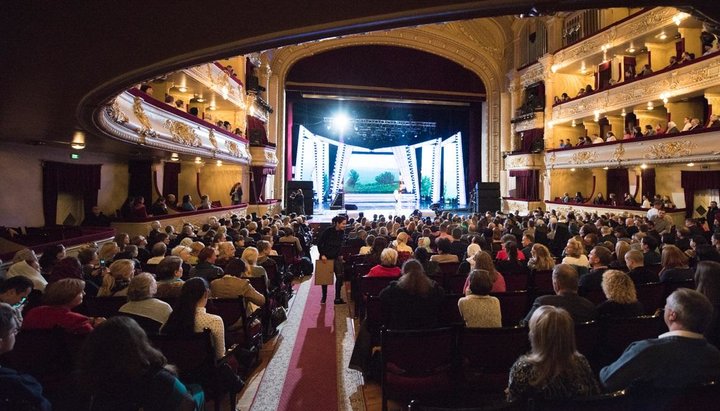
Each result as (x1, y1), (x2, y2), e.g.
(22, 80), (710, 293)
(507, 354), (599, 403)
(194, 307), (225, 359)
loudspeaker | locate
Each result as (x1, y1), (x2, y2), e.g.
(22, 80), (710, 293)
(475, 182), (501, 213)
(286, 181), (314, 216)
(345, 204), (358, 210)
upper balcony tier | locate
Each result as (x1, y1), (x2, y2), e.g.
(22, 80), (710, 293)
(98, 88), (251, 165)
(184, 62), (246, 109)
(545, 127), (720, 169)
(550, 51), (720, 124)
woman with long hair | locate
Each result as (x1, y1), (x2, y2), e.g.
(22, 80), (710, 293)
(77, 316), (203, 410)
(507, 306), (599, 402)
(378, 259), (445, 329)
(695, 261), (720, 347)
(597, 270), (643, 319)
(464, 251), (506, 293)
(659, 245), (694, 283)
(97, 259), (135, 297)
(527, 244), (555, 272)
(561, 239), (590, 267)
(609, 241), (631, 270)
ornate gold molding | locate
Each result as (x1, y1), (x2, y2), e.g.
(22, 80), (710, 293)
(208, 129), (219, 152)
(610, 143), (625, 163)
(548, 151), (557, 169)
(520, 63), (544, 87)
(106, 98), (129, 124)
(164, 119), (201, 147)
(644, 140), (695, 159)
(225, 140), (241, 157)
(506, 156), (528, 168)
(132, 97), (157, 143)
(570, 151), (598, 164)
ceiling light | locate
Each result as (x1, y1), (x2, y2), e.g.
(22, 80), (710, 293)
(178, 86), (187, 93)
(673, 12), (689, 26)
(621, 108), (627, 117)
(570, 168), (576, 172)
(687, 162), (695, 167)
(170, 153), (179, 161)
(657, 32), (667, 40)
(551, 64), (560, 73)
(71, 130), (86, 150)
(603, 167), (609, 170)
(216, 160), (223, 167)
(647, 102), (654, 110)
(640, 163), (648, 169)
(194, 157), (203, 164)
(571, 119), (577, 127)
(196, 95), (205, 103)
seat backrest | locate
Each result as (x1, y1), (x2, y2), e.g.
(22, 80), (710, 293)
(273, 242), (299, 264)
(582, 288), (607, 305)
(646, 264), (663, 276)
(340, 245), (361, 260)
(119, 313), (163, 335)
(360, 276), (398, 298)
(439, 294), (463, 326)
(206, 297), (247, 328)
(504, 273), (530, 291)
(574, 321), (600, 365)
(664, 279), (696, 300)
(491, 291), (530, 327)
(597, 315), (665, 369)
(443, 274), (468, 295)
(244, 276), (269, 296)
(437, 262), (460, 276)
(1, 328), (82, 379)
(382, 327), (456, 377)
(355, 263), (374, 278)
(81, 296), (127, 318)
(635, 282), (665, 315)
(150, 330), (215, 384)
(459, 326), (529, 374)
(531, 270), (554, 293)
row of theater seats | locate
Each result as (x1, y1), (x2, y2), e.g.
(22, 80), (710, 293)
(379, 317), (718, 411)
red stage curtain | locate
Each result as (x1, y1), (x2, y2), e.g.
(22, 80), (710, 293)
(250, 166), (275, 203)
(519, 128), (544, 153)
(162, 162), (181, 199)
(42, 161), (102, 226)
(467, 102), (482, 190)
(606, 168), (630, 200)
(247, 116), (268, 146)
(509, 170), (539, 200)
(641, 168), (656, 199)
(681, 171), (720, 217)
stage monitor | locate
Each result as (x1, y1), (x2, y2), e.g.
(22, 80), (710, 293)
(343, 153), (401, 194)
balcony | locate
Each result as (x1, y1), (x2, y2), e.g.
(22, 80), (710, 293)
(249, 145), (279, 168)
(545, 127), (720, 169)
(98, 88), (251, 164)
(184, 62), (246, 109)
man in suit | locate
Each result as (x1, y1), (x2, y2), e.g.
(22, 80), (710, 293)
(600, 289), (720, 391)
(210, 258), (266, 310)
(641, 236), (661, 266)
(520, 234), (534, 260)
(521, 264), (597, 325)
(624, 250), (659, 285)
(579, 245), (612, 293)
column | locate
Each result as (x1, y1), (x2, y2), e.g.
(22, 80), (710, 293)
(678, 27), (703, 57)
(544, 16), (566, 54)
(704, 93), (720, 117)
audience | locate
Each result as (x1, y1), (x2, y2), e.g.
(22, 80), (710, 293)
(23, 278), (105, 334)
(118, 273), (173, 325)
(522, 264), (597, 325)
(597, 270), (644, 318)
(458, 269), (501, 328)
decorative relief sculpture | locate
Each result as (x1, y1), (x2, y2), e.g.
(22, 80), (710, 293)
(208, 129), (218, 152)
(570, 151), (598, 164)
(611, 144), (625, 163)
(164, 120), (201, 147)
(107, 99), (129, 124)
(506, 156), (529, 168)
(644, 140), (695, 159)
(132, 97), (157, 142)
(226, 140), (241, 157)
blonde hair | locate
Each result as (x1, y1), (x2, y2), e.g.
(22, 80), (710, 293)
(242, 247), (259, 266)
(565, 239), (582, 258)
(529, 244), (555, 271)
(380, 248), (399, 266)
(217, 241), (236, 259)
(615, 241), (631, 263)
(601, 270), (637, 304)
(396, 232), (409, 245)
(525, 306), (580, 386)
(98, 259), (134, 297)
(98, 242), (120, 261)
(43, 278), (85, 306)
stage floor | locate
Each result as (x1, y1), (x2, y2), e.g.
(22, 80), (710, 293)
(307, 206), (435, 223)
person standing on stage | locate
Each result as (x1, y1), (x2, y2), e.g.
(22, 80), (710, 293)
(230, 182), (243, 205)
(294, 189), (305, 215)
(317, 215), (347, 304)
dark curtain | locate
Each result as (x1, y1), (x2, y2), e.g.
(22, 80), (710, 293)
(606, 168), (629, 199)
(467, 102), (482, 190)
(641, 168), (656, 199)
(623, 56), (636, 78)
(42, 161), (102, 226)
(676, 39), (685, 58)
(598, 61), (611, 89)
(128, 160), (153, 204)
(509, 170), (539, 200)
(250, 167), (274, 203)
(681, 171), (720, 217)
(247, 116), (268, 146)
(162, 162), (181, 198)
(520, 128), (544, 153)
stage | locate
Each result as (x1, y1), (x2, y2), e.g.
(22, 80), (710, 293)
(307, 205), (436, 223)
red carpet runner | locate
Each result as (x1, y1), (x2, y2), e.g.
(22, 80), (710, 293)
(276, 281), (339, 411)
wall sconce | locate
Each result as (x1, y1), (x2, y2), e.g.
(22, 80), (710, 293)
(216, 160), (223, 167)
(71, 130), (86, 150)
(170, 153), (179, 162)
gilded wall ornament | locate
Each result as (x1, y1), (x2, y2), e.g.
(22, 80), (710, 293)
(611, 144), (625, 163)
(548, 151), (557, 169)
(226, 140), (241, 157)
(133, 97), (157, 142)
(506, 156), (528, 168)
(107, 99), (129, 124)
(570, 151), (598, 164)
(644, 140), (695, 159)
(164, 120), (201, 147)
(208, 129), (218, 151)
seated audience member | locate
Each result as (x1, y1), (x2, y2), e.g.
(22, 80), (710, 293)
(643, 124), (656, 137)
(579, 246), (612, 292)
(359, 234), (374, 255)
(641, 236), (661, 266)
(0, 276), (34, 324)
(558, 139), (566, 148)
(0, 303), (52, 410)
(393, 232), (413, 260)
(562, 239), (590, 267)
(507, 306), (599, 402)
(189, 247), (224, 282)
(98, 241), (121, 265)
(46, 256), (84, 284)
(560, 92), (570, 102)
(130, 235), (151, 264)
(155, 256), (185, 299)
(379, 259), (445, 329)
(38, 244), (66, 277)
(119, 273), (173, 325)
(527, 243), (555, 272)
(430, 238), (459, 263)
(77, 316), (203, 410)
(624, 249), (659, 285)
(600, 289), (720, 391)
(597, 270), (644, 319)
(667, 55), (679, 68)
(366, 248), (402, 278)
(215, 241), (236, 269)
(521, 264), (597, 325)
(665, 121), (679, 134)
(180, 194), (196, 211)
(591, 134), (604, 144)
(149, 197), (169, 216)
(593, 193), (606, 205)
(637, 64), (653, 76)
(609, 241), (630, 270)
(464, 251), (506, 294)
(413, 247), (438, 279)
(632, 126), (643, 138)
(278, 227), (303, 254)
(458, 269), (501, 328)
(6, 249), (47, 292)
(210, 258), (265, 313)
(116, 245), (142, 271)
(689, 117), (702, 130)
(198, 195), (212, 210)
(708, 114), (720, 128)
(679, 51), (695, 64)
(659, 245), (694, 283)
(82, 205), (112, 227)
(132, 196), (149, 218)
(241, 246), (269, 284)
(166, 193), (178, 209)
(574, 191), (584, 203)
(146, 242), (168, 266)
(695, 261), (720, 347)
(97, 259), (135, 297)
(23, 278), (105, 334)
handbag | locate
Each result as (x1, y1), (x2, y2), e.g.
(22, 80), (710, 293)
(314, 259), (335, 285)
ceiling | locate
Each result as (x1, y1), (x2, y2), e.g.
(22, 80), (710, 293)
(1, 0), (718, 160)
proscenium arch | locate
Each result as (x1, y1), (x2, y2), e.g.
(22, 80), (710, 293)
(267, 25), (508, 200)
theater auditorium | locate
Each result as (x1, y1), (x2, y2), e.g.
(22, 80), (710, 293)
(2, 1), (720, 410)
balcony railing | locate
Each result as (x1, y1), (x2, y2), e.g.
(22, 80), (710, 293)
(98, 89), (251, 164)
(545, 127), (720, 169)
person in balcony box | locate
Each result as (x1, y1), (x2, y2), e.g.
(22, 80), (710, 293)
(623, 193), (637, 207)
(637, 64), (653, 77)
(593, 193), (606, 205)
(180, 194), (196, 212)
(605, 132), (617, 142)
(643, 125), (656, 137)
(666, 121), (680, 134)
(574, 192), (584, 204)
(198, 195), (212, 210)
(688, 118), (702, 131)
(708, 114), (720, 128)
(591, 134), (604, 144)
